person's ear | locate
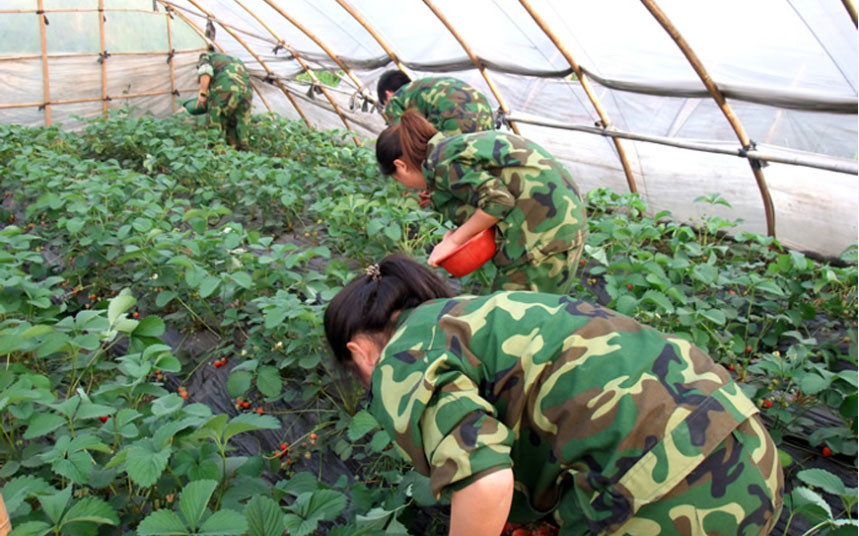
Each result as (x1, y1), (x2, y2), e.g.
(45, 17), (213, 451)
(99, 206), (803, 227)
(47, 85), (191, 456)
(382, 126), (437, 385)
(393, 158), (409, 176)
(384, 89), (394, 103)
(346, 340), (367, 365)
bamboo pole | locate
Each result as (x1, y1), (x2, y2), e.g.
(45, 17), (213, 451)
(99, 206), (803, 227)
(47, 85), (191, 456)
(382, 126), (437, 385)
(166, 5), (177, 113)
(261, 0), (365, 91)
(0, 50), (205, 62)
(333, 0), (413, 78)
(843, 0), (858, 27)
(505, 112), (858, 176)
(640, 0), (776, 237)
(519, 0), (638, 193)
(232, 0), (353, 133)
(422, 0), (520, 135)
(182, 0), (311, 125)
(0, 8), (170, 15)
(155, 1), (273, 113)
(37, 0), (51, 126)
(0, 87), (199, 110)
(98, 0), (108, 117)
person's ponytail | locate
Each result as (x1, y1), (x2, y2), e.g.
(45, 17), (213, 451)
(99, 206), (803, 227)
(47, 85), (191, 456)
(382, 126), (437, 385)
(324, 255), (454, 363)
(375, 109), (439, 175)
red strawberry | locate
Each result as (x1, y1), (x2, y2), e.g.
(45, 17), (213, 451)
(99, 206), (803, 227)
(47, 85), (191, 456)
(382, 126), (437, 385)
(280, 443), (288, 451)
(257, 407), (264, 415)
(822, 447), (832, 457)
(762, 400), (773, 409)
(133, 312), (140, 319)
(626, 284), (633, 290)
(745, 345), (752, 353)
(727, 364), (735, 371)
(99, 416), (109, 423)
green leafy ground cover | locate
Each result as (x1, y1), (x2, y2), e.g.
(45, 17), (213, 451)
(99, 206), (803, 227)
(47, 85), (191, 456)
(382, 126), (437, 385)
(0, 112), (855, 535)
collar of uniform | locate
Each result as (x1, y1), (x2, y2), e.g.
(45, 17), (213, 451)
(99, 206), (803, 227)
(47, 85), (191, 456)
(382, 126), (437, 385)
(422, 132), (446, 188)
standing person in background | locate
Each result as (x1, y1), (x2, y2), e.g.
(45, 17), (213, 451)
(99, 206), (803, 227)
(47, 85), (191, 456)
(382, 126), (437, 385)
(377, 70), (495, 137)
(377, 109), (586, 294)
(324, 255), (784, 536)
(195, 50), (253, 150)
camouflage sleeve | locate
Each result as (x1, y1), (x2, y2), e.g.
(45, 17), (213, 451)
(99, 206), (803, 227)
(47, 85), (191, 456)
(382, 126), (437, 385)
(371, 349), (514, 498)
(450, 167), (516, 220)
(383, 97), (406, 125)
(196, 54), (214, 79)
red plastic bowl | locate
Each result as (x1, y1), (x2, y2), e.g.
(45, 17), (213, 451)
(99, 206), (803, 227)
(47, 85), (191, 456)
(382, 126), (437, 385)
(437, 227), (497, 277)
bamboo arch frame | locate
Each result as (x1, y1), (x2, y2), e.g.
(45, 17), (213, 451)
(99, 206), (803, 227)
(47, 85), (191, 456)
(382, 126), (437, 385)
(641, 0), (776, 237)
(231, 0), (357, 138)
(519, 0), (638, 194)
(157, 2), (275, 115)
(422, 0), (521, 135)
(37, 0), (51, 125)
(261, 0), (365, 93)
(333, 0), (414, 80)
(844, 0), (858, 27)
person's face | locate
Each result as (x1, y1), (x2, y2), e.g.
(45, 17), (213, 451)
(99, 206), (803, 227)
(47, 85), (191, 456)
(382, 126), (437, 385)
(392, 159), (427, 190)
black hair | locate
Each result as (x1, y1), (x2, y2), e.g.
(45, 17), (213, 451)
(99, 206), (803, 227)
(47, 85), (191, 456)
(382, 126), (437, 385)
(377, 70), (412, 105)
(375, 109), (438, 175)
(324, 254), (455, 363)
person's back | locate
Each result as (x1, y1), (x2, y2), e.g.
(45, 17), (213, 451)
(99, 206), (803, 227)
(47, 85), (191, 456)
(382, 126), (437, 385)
(202, 52), (249, 88)
(382, 76), (494, 136)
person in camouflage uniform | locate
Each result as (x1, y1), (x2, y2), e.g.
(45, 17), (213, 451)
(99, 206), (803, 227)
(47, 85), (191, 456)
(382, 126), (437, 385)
(377, 70), (495, 136)
(324, 255), (784, 536)
(376, 109), (586, 294)
(195, 51), (253, 149)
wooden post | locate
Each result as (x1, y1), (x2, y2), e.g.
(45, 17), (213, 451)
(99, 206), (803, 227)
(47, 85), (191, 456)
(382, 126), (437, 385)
(156, 1), (273, 113)
(334, 0), (414, 79)
(166, 5), (177, 113)
(519, 0), (638, 193)
(843, 0), (858, 27)
(233, 0), (355, 133)
(261, 0), (366, 91)
(422, 0), (520, 135)
(37, 0), (51, 126)
(641, 0), (775, 236)
(98, 0), (108, 117)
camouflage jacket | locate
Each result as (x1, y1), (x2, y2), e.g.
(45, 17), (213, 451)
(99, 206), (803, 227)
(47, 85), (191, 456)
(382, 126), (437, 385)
(196, 52), (250, 92)
(422, 132), (586, 267)
(367, 292), (759, 529)
(383, 77), (494, 136)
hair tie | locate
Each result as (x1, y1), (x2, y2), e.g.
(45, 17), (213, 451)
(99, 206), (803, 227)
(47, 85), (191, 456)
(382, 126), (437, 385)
(365, 264), (381, 281)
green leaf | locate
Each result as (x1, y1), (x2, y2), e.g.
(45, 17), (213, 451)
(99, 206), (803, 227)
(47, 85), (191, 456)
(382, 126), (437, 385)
(613, 294), (638, 316)
(754, 280), (785, 296)
(777, 448), (794, 468)
(640, 290), (674, 314)
(256, 366), (282, 398)
(66, 218), (85, 234)
(699, 308), (726, 325)
(179, 480), (218, 531)
(134, 316), (166, 338)
(229, 272), (253, 289)
(197, 510), (248, 535)
(797, 468), (848, 497)
(791, 486), (832, 523)
(369, 430), (392, 453)
(108, 289), (136, 325)
(23, 413), (66, 439)
(76, 403), (114, 420)
(156, 291), (177, 308)
(244, 495), (286, 536)
(7, 520), (52, 536)
(198, 276), (221, 298)
(124, 441), (172, 487)
(151, 393), (184, 417)
(348, 410), (380, 441)
(137, 509), (188, 535)
(39, 485), (72, 525)
(223, 413), (281, 443)
(62, 497), (119, 526)
(799, 372), (829, 395)
(226, 370), (253, 399)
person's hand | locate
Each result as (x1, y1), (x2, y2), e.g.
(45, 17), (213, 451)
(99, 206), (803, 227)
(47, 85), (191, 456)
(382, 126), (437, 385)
(428, 230), (460, 267)
(418, 190), (431, 208)
(195, 94), (207, 109)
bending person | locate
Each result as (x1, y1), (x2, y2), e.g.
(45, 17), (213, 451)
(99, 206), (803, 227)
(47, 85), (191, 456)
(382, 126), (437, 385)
(324, 255), (784, 536)
(195, 50), (253, 150)
(377, 109), (586, 294)
(377, 70), (495, 136)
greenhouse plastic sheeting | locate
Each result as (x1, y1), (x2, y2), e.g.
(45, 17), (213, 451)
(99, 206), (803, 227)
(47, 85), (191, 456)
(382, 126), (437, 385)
(0, 0), (855, 258)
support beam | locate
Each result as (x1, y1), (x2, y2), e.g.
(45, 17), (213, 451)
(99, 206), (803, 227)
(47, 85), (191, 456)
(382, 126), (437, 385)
(843, 0), (858, 27)
(422, 0), (520, 135)
(261, 0), (365, 92)
(98, 0), (108, 117)
(641, 0), (776, 237)
(166, 5), (177, 113)
(520, 0), (638, 194)
(232, 0), (353, 134)
(156, 0), (273, 113)
(37, 0), (51, 126)
(334, 0), (414, 79)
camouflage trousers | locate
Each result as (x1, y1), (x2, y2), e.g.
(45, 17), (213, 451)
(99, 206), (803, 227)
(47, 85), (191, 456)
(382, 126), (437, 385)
(206, 81), (252, 149)
(554, 416), (784, 536)
(492, 241), (585, 295)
